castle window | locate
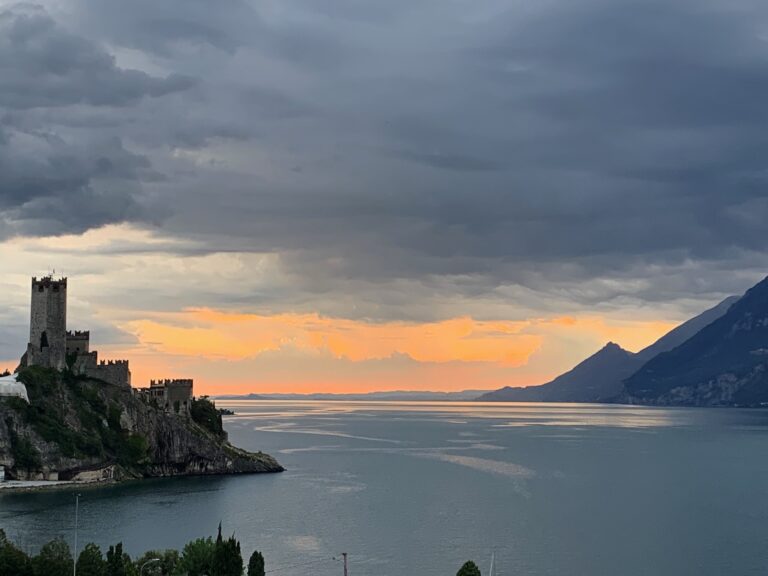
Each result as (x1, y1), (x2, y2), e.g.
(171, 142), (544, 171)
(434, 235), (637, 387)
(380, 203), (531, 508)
(40, 331), (49, 350)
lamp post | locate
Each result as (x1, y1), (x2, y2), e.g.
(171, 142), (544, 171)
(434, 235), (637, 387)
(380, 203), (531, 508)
(73, 493), (80, 576)
(140, 557), (161, 575)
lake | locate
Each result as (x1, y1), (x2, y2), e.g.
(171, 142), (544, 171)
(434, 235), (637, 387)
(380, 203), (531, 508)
(3, 401), (768, 575)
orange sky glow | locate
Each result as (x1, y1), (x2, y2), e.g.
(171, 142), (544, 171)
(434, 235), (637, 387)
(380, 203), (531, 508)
(92, 309), (676, 395)
(0, 226), (683, 395)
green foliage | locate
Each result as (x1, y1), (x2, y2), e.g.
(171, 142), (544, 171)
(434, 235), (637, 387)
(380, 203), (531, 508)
(211, 525), (243, 576)
(76, 543), (106, 576)
(107, 403), (123, 432)
(457, 561), (481, 576)
(247, 550), (265, 576)
(115, 434), (149, 468)
(5, 418), (42, 474)
(190, 397), (224, 438)
(32, 538), (72, 576)
(106, 543), (136, 576)
(1, 528), (253, 576)
(134, 550), (179, 576)
(9, 368), (149, 472)
(176, 537), (215, 576)
(0, 529), (33, 576)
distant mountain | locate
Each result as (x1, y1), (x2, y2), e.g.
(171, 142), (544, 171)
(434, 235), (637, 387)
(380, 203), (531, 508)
(623, 277), (768, 406)
(216, 390), (491, 402)
(478, 342), (637, 402)
(477, 296), (739, 403)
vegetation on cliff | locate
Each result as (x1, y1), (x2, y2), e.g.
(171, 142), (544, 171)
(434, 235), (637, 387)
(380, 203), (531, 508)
(0, 367), (282, 480)
(190, 396), (225, 439)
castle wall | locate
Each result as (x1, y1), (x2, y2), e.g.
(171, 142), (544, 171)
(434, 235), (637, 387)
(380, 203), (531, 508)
(66, 331), (90, 356)
(137, 379), (194, 414)
(86, 360), (131, 388)
(27, 277), (67, 370)
(72, 351), (98, 375)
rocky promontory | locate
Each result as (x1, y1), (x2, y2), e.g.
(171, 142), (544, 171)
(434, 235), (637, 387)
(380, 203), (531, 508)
(0, 367), (283, 482)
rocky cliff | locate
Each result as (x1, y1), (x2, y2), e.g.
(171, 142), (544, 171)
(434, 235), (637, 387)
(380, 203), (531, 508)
(0, 367), (283, 481)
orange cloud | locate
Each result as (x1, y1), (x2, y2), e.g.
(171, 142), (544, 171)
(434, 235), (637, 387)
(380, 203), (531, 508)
(540, 315), (678, 353)
(125, 310), (542, 366)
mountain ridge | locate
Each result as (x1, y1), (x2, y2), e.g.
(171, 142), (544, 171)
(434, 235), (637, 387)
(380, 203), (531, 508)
(623, 277), (768, 406)
(477, 295), (739, 403)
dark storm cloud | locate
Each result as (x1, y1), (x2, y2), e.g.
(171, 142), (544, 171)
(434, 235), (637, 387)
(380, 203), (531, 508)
(0, 4), (190, 239)
(4, 0), (768, 315)
(0, 5), (194, 109)
(0, 126), (161, 238)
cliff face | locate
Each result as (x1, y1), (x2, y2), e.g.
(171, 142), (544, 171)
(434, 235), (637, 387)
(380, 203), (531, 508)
(0, 368), (283, 481)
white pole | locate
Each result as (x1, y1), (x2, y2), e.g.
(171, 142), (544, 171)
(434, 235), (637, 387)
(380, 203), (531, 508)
(73, 493), (80, 576)
(489, 552), (495, 576)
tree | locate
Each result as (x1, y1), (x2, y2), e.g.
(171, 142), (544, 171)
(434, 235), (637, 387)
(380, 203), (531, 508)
(106, 542), (135, 576)
(134, 550), (179, 575)
(457, 561), (481, 576)
(32, 538), (72, 576)
(76, 543), (106, 576)
(0, 529), (33, 576)
(211, 524), (243, 576)
(190, 397), (224, 438)
(247, 550), (265, 576)
(176, 538), (214, 576)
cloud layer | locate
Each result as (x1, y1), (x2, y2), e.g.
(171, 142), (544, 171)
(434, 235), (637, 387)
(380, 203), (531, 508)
(2, 0), (768, 390)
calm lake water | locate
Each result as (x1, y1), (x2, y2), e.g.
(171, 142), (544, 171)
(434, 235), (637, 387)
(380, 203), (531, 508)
(3, 401), (768, 575)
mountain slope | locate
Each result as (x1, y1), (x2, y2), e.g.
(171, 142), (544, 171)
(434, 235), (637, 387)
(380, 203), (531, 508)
(623, 277), (768, 406)
(479, 342), (636, 402)
(478, 296), (738, 403)
(633, 295), (739, 364)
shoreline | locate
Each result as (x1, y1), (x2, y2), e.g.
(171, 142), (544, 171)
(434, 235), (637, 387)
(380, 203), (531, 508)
(0, 478), (117, 494)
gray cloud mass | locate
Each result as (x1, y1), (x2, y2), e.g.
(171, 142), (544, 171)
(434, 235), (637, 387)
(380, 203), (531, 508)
(2, 0), (768, 319)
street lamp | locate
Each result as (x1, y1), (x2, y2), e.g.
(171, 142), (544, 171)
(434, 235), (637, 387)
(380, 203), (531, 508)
(140, 557), (161, 575)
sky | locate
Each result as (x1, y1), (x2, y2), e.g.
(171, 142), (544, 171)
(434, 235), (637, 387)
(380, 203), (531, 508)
(1, 0), (768, 394)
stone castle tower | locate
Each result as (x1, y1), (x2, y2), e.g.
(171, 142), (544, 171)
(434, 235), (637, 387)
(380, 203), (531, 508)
(26, 276), (68, 371)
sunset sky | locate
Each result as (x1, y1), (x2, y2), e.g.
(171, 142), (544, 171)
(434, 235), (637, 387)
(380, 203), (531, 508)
(2, 0), (768, 394)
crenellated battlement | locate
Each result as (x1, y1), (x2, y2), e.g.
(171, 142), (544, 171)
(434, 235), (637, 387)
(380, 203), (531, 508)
(150, 378), (194, 387)
(66, 330), (90, 339)
(32, 276), (67, 287)
(99, 359), (129, 367)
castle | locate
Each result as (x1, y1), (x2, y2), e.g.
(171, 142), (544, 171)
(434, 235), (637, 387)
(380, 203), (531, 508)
(135, 379), (194, 414)
(21, 276), (193, 412)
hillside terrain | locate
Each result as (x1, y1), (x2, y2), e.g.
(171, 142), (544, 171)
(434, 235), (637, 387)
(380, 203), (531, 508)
(478, 296), (739, 403)
(0, 367), (283, 481)
(623, 278), (768, 406)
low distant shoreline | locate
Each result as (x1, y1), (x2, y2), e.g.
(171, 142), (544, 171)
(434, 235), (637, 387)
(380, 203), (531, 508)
(215, 389), (492, 402)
